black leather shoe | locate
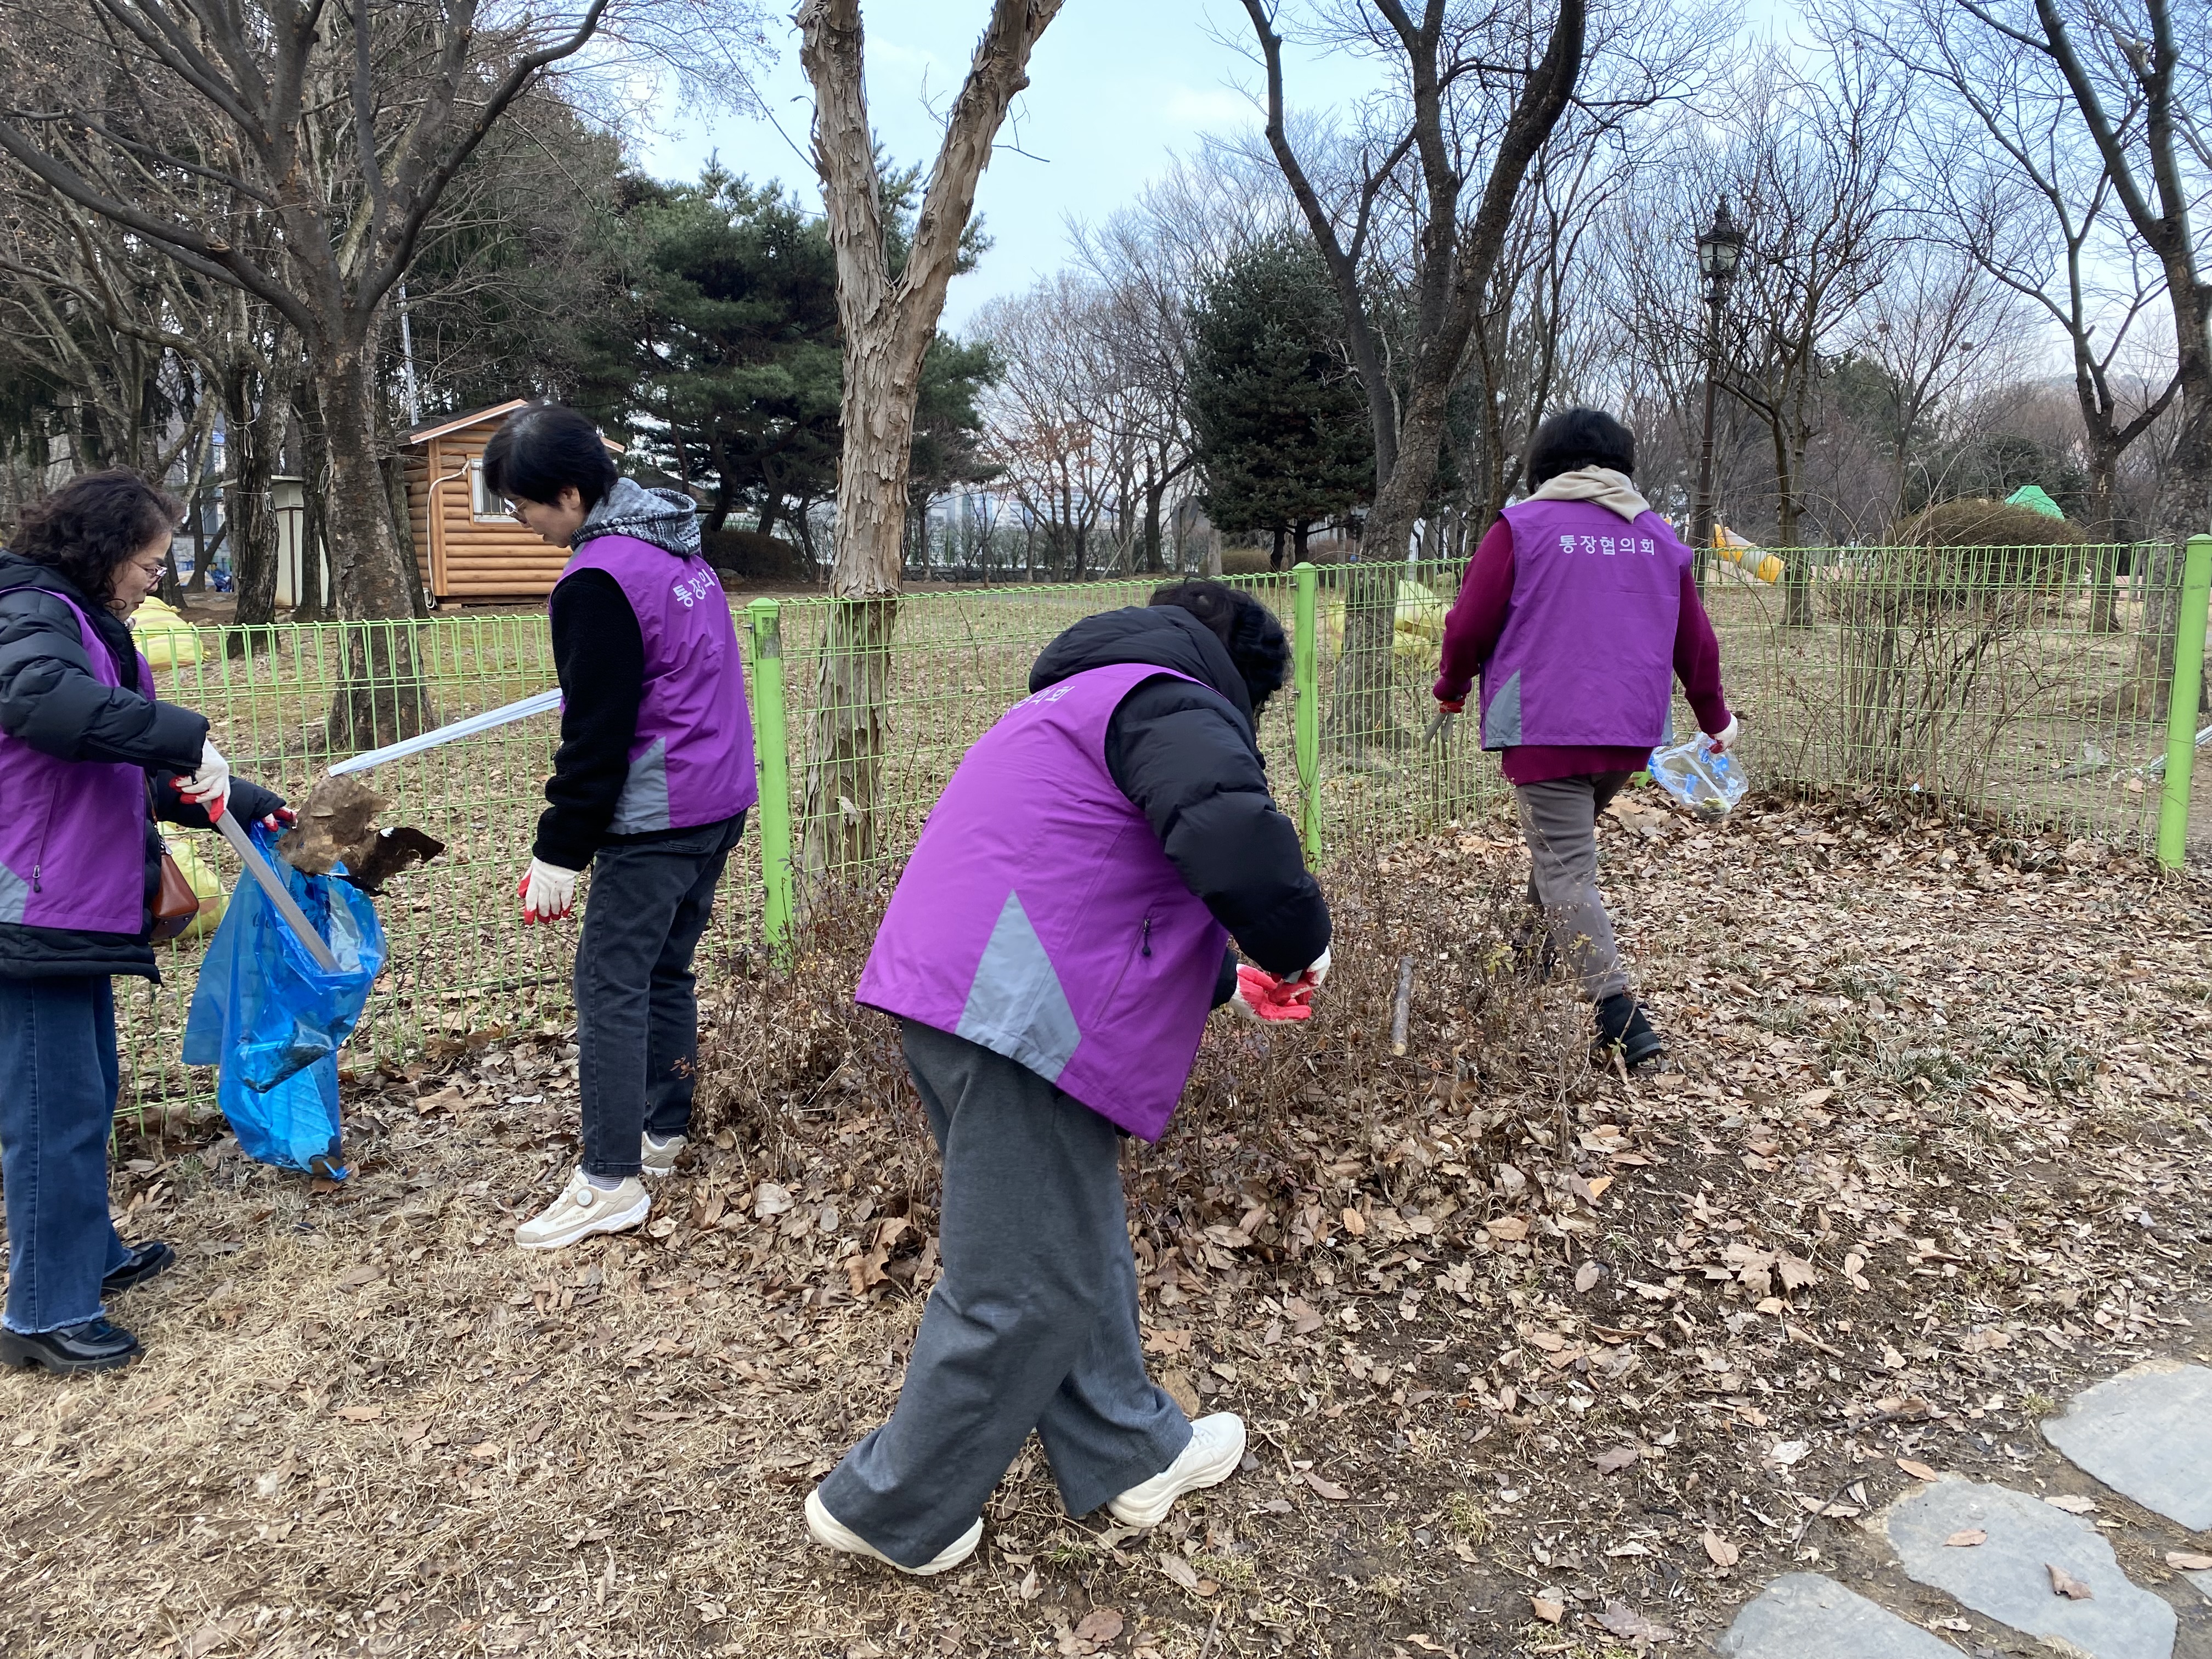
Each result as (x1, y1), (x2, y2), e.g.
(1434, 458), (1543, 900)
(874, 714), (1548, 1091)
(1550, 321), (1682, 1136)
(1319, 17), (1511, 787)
(0, 1318), (143, 1373)
(1593, 992), (1666, 1070)
(101, 1239), (176, 1298)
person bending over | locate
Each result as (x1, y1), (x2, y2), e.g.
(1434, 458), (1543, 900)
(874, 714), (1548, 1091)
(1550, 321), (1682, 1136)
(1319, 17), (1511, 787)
(1434, 407), (1736, 1069)
(808, 579), (1331, 1574)
(483, 405), (757, 1250)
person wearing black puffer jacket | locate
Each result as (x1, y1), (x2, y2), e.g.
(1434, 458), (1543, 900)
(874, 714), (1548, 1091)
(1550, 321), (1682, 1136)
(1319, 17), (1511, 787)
(808, 580), (1330, 1577)
(0, 470), (291, 1374)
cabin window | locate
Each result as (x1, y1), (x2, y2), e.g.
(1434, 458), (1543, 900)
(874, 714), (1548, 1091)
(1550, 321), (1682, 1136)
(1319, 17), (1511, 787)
(469, 460), (508, 523)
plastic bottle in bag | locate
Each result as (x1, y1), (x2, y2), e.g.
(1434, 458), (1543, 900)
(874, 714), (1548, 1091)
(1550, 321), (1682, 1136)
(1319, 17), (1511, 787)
(1647, 735), (1748, 817)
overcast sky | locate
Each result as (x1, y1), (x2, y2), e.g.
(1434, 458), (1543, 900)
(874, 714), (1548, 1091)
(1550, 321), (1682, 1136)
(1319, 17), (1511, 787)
(635, 1), (1367, 331)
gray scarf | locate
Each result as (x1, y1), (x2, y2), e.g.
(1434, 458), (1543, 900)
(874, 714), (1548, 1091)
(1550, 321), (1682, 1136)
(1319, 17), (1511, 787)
(1529, 465), (1651, 522)
(571, 477), (701, 558)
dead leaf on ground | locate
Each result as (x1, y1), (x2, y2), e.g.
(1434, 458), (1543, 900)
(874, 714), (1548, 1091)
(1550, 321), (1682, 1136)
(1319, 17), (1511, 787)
(2047, 1564), (2093, 1600)
(1302, 1470), (1351, 1501)
(1946, 1529), (1988, 1548)
(2042, 1494), (2097, 1514)
(1702, 1531), (1740, 1567)
(1896, 1458), (1941, 1482)
(1072, 1607), (1124, 1645)
(1591, 1445), (1639, 1474)
(1595, 1600), (1679, 1643)
(1573, 1261), (1601, 1294)
(1159, 1552), (1201, 1592)
(333, 1405), (382, 1422)
(2165, 1552), (2212, 1571)
(1530, 1598), (1564, 1624)
(1484, 1216), (1528, 1243)
(1339, 1207), (1366, 1238)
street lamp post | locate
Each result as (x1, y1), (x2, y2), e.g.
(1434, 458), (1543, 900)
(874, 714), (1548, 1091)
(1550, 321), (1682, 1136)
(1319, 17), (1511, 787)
(1689, 198), (1745, 586)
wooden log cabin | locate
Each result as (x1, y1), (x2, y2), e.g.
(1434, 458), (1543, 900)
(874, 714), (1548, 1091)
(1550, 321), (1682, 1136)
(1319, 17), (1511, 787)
(403, 400), (624, 602)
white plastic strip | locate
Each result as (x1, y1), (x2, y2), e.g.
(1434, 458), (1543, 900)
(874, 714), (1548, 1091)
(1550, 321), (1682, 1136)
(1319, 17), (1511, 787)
(328, 687), (562, 775)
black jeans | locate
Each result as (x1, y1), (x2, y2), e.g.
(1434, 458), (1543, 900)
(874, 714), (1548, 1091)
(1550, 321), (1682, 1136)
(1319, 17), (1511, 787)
(576, 811), (745, 1178)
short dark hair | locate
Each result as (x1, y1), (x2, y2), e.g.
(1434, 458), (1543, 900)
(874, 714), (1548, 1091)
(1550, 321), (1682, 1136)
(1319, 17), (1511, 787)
(481, 405), (619, 511)
(1526, 408), (1635, 488)
(1149, 578), (1291, 713)
(9, 469), (183, 608)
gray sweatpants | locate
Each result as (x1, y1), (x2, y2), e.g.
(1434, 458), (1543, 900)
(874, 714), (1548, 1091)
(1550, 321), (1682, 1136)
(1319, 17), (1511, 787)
(817, 1021), (1192, 1568)
(1516, 772), (1634, 1004)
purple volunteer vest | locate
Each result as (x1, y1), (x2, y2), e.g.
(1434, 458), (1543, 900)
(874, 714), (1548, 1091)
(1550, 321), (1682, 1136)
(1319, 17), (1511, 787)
(0, 594), (156, 933)
(557, 534), (758, 832)
(857, 663), (1232, 1141)
(1480, 499), (1693, 750)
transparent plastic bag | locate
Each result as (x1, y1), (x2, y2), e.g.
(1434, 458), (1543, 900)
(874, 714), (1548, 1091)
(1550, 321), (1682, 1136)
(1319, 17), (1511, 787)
(1647, 735), (1748, 817)
(182, 823), (385, 1175)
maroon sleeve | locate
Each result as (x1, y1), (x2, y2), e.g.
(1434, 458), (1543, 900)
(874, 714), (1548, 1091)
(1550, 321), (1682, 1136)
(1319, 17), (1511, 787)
(1674, 567), (1731, 736)
(1434, 517), (1515, 705)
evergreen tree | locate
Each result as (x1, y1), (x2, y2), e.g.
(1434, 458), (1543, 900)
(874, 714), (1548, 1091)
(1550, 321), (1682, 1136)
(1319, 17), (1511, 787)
(1187, 235), (1373, 567)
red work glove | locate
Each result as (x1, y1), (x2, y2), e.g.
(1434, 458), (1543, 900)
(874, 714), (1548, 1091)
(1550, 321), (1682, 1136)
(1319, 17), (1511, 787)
(1231, 964), (1315, 1023)
(1434, 696), (1466, 715)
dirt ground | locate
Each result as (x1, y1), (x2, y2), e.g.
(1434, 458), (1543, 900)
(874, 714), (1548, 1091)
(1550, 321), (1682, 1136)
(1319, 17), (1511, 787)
(3, 793), (2209, 1659)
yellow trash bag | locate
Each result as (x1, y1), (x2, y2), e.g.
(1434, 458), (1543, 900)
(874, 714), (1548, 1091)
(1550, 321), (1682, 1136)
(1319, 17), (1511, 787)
(1393, 577), (1448, 659)
(159, 831), (227, 941)
(132, 596), (203, 668)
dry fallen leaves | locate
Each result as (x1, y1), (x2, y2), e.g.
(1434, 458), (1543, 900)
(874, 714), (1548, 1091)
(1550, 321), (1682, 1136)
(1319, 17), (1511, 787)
(1945, 1530), (1989, 1548)
(1895, 1458), (1942, 1482)
(2042, 1494), (2097, 1515)
(1339, 1207), (1366, 1238)
(1591, 1446), (1640, 1474)
(1530, 1598), (1565, 1624)
(2047, 1564), (2094, 1601)
(1702, 1531), (1740, 1568)
(1301, 1470), (1351, 1501)
(1072, 1608), (1124, 1645)
(333, 1405), (382, 1423)
(1158, 1553), (1201, 1592)
(1595, 1601), (1679, 1643)
(2165, 1552), (2212, 1571)
(1574, 1261), (1601, 1294)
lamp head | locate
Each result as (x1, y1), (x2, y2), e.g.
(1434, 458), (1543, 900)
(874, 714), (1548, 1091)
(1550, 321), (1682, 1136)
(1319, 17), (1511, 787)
(1697, 198), (1746, 283)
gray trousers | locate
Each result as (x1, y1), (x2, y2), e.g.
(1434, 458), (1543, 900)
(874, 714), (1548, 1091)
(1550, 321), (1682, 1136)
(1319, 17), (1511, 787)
(1516, 772), (1634, 1004)
(817, 1020), (1192, 1568)
(576, 811), (745, 1177)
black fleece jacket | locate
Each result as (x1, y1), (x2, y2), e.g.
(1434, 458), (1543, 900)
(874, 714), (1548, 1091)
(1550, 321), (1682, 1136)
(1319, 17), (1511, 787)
(1029, 607), (1330, 1001)
(0, 554), (283, 979)
(535, 568), (647, 869)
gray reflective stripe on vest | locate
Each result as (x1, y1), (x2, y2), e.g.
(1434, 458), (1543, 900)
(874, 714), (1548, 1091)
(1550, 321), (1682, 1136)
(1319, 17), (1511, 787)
(609, 736), (673, 833)
(0, 860), (27, 924)
(1483, 670), (1523, 747)
(956, 891), (1082, 1083)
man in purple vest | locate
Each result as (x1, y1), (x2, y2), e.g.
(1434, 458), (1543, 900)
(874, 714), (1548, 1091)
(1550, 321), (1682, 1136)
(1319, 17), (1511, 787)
(808, 582), (1331, 1575)
(1434, 408), (1737, 1069)
(482, 407), (758, 1250)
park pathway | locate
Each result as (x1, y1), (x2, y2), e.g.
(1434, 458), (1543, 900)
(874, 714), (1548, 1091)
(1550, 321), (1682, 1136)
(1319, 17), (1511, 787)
(1713, 1361), (2212, 1658)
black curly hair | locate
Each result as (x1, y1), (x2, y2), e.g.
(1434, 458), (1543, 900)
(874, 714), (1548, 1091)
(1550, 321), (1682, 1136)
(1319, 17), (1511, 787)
(1149, 578), (1291, 713)
(1525, 407), (1636, 488)
(9, 470), (183, 610)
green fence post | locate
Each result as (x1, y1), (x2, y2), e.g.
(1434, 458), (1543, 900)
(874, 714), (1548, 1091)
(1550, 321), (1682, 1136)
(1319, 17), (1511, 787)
(746, 597), (795, 956)
(1293, 561), (1322, 861)
(2156, 533), (2211, 869)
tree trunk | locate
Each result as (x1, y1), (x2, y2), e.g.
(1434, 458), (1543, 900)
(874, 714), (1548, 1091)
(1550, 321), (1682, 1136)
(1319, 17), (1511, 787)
(758, 494), (784, 539)
(313, 343), (436, 749)
(292, 391), (329, 622)
(2086, 447), (2122, 634)
(1270, 526), (1286, 572)
(1294, 520), (1311, 563)
(224, 362), (287, 656)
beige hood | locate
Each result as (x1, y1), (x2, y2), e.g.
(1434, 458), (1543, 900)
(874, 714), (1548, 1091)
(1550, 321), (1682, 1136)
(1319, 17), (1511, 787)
(1528, 465), (1650, 523)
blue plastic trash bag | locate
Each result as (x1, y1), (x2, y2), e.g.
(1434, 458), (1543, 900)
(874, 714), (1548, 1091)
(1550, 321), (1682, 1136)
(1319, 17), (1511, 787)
(1647, 735), (1750, 817)
(183, 822), (385, 1177)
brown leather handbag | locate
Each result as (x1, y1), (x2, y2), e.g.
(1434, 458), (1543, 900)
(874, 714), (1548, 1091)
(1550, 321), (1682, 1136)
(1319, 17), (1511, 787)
(147, 781), (200, 943)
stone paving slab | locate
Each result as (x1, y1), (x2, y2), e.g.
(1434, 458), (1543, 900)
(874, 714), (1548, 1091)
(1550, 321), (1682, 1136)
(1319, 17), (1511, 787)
(1712, 1573), (1964, 1659)
(2187, 1570), (2212, 1606)
(2042, 1361), (2212, 1532)
(1884, 1479), (2176, 1659)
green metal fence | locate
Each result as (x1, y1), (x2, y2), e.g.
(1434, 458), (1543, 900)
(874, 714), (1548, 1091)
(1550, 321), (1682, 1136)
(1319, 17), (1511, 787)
(117, 535), (2211, 1118)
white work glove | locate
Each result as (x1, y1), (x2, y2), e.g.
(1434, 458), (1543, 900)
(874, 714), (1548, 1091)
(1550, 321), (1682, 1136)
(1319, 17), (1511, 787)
(177, 738), (230, 820)
(1283, 946), (1331, 990)
(1707, 716), (1740, 755)
(517, 858), (578, 924)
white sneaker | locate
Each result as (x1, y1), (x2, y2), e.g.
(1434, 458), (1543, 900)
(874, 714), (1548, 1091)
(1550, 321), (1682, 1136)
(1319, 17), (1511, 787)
(515, 1170), (650, 1251)
(1108, 1412), (1247, 1528)
(805, 1487), (980, 1576)
(640, 1132), (686, 1178)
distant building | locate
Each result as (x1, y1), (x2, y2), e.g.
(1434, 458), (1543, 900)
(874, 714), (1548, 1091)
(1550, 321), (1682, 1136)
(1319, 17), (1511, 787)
(402, 400), (624, 602)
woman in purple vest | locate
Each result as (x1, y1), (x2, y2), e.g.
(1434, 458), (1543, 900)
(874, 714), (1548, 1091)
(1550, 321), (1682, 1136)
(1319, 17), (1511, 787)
(808, 581), (1333, 1574)
(1434, 408), (1737, 1069)
(481, 406), (758, 1251)
(0, 471), (292, 1373)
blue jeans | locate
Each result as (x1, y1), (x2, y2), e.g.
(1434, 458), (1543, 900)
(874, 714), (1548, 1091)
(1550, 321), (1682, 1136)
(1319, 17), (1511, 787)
(0, 975), (131, 1333)
(577, 812), (746, 1178)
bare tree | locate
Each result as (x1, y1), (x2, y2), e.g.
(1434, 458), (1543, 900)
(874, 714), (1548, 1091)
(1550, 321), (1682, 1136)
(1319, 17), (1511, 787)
(794, 0), (1063, 876)
(1239, 0), (1588, 755)
(0, 0), (763, 738)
